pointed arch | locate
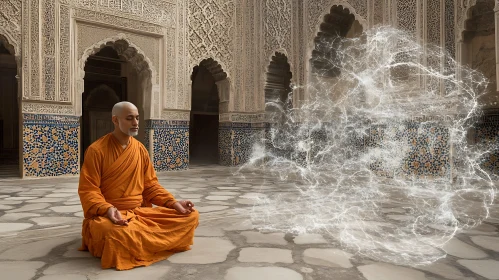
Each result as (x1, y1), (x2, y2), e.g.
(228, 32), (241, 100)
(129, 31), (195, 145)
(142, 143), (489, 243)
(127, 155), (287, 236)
(75, 34), (158, 119)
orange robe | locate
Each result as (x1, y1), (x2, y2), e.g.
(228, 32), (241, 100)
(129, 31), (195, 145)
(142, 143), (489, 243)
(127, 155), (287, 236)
(78, 133), (199, 270)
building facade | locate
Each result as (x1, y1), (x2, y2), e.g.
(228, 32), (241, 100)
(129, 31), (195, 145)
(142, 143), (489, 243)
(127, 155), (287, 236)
(0, 0), (497, 178)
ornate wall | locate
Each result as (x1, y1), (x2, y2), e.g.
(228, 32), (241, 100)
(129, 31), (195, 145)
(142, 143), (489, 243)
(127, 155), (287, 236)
(0, 0), (192, 177)
(0, 0), (497, 177)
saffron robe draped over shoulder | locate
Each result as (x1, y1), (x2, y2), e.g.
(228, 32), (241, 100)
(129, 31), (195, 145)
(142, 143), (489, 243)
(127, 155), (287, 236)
(78, 133), (199, 270)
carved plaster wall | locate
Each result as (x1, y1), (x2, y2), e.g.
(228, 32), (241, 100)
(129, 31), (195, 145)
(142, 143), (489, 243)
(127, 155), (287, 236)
(0, 0), (22, 56)
(0, 0), (495, 118)
(188, 0), (235, 114)
(74, 30), (159, 118)
(1, 0), (188, 120)
(300, 1), (368, 105)
(188, 0), (234, 78)
(260, 0), (294, 112)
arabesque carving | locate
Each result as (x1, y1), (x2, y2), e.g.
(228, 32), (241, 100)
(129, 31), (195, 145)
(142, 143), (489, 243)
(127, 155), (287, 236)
(188, 0), (234, 74)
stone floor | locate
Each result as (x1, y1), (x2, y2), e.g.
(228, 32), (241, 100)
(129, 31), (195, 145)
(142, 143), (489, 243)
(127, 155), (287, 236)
(0, 165), (498, 280)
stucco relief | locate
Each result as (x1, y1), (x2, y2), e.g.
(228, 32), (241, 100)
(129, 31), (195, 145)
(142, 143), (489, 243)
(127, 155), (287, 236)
(306, 1), (368, 45)
(397, 0), (418, 34)
(219, 113), (266, 123)
(161, 110), (190, 121)
(445, 0), (456, 58)
(59, 5), (71, 102)
(73, 8), (165, 34)
(456, 0), (478, 42)
(0, 0), (22, 55)
(76, 33), (159, 118)
(305, 1), (368, 62)
(22, 102), (75, 115)
(188, 0), (234, 75)
(30, 0), (41, 99)
(259, 0), (304, 113)
(177, 0), (188, 111)
(60, 0), (176, 27)
(427, 0), (441, 45)
(164, 27), (177, 110)
(43, 0), (56, 101)
(77, 24), (160, 76)
(233, 0), (244, 112)
(373, 0), (384, 25)
(263, 0), (292, 70)
(243, 0), (257, 112)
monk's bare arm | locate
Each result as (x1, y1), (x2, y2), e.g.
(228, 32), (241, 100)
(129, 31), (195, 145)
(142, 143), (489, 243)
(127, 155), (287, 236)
(78, 147), (113, 218)
(141, 147), (177, 208)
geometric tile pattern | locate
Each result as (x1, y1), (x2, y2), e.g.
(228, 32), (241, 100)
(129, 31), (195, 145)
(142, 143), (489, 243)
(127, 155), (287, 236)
(399, 122), (450, 178)
(219, 122), (265, 166)
(363, 122), (450, 178)
(219, 123), (233, 166)
(266, 121), (451, 178)
(475, 116), (499, 176)
(146, 120), (189, 172)
(22, 114), (80, 177)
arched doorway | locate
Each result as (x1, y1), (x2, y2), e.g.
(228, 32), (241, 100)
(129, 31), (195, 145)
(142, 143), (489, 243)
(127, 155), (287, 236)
(81, 40), (151, 162)
(190, 58), (227, 164)
(0, 36), (19, 177)
(311, 5), (363, 79)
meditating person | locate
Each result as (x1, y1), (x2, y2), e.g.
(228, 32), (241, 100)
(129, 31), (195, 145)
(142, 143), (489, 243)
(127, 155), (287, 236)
(78, 101), (199, 270)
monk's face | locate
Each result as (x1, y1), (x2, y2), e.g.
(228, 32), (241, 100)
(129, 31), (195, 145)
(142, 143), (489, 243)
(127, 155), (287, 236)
(113, 105), (139, 137)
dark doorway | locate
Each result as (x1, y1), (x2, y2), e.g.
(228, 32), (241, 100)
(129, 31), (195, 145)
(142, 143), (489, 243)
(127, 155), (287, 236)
(265, 52), (293, 113)
(81, 46), (126, 162)
(311, 5), (362, 78)
(189, 65), (220, 164)
(0, 39), (19, 177)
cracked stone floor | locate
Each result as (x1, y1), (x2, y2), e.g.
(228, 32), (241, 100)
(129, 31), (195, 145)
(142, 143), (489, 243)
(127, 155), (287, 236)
(0, 165), (498, 280)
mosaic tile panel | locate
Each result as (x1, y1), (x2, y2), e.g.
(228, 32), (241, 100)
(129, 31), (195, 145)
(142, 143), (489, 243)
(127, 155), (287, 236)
(475, 116), (499, 176)
(361, 122), (450, 178)
(219, 123), (233, 166)
(233, 123), (265, 165)
(22, 114), (80, 177)
(263, 120), (451, 178)
(144, 127), (151, 153)
(146, 120), (189, 172)
(219, 122), (265, 166)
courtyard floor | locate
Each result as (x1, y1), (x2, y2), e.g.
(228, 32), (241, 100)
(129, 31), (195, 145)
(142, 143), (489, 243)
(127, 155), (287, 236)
(0, 165), (498, 280)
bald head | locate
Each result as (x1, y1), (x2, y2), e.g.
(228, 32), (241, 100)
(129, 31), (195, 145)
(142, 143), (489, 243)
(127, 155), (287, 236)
(112, 101), (138, 117)
(111, 101), (140, 137)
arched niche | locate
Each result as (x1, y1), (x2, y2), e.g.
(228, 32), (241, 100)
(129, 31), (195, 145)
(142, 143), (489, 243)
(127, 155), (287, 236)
(264, 52), (293, 123)
(190, 58), (228, 164)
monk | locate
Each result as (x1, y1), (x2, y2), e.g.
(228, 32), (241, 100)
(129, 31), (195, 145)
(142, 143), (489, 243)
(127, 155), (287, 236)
(78, 101), (199, 270)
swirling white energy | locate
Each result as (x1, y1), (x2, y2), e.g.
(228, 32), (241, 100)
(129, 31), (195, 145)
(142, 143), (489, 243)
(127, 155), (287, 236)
(241, 27), (496, 266)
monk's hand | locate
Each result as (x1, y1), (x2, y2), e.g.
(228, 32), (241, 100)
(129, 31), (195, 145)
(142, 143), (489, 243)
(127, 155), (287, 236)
(107, 207), (128, 226)
(172, 200), (194, 214)
(180, 200), (195, 212)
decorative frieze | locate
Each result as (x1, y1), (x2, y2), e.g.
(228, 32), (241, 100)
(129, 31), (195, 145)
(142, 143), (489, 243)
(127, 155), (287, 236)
(219, 113), (266, 123)
(161, 110), (190, 121)
(22, 102), (75, 115)
(62, 0), (175, 26)
(73, 8), (165, 34)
